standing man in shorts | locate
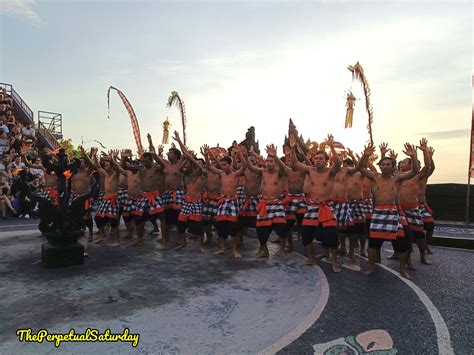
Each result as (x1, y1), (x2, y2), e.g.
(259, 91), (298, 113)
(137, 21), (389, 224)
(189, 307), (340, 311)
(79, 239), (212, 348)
(357, 143), (420, 279)
(291, 134), (342, 272)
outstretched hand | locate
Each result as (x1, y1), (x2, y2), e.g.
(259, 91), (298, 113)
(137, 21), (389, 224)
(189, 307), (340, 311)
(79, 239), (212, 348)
(323, 134), (335, 147)
(389, 149), (398, 160)
(172, 131), (181, 143)
(379, 142), (388, 156)
(265, 144), (277, 157)
(427, 146), (435, 157)
(363, 143), (375, 157)
(418, 138), (428, 151)
(200, 144), (210, 158)
(403, 143), (417, 157)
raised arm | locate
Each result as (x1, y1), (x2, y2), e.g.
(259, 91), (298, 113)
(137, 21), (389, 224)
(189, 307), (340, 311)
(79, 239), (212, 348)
(325, 134), (341, 176)
(201, 144), (223, 175)
(357, 144), (377, 181)
(290, 145), (311, 173)
(20, 145), (42, 169)
(109, 150), (128, 176)
(427, 146), (435, 176)
(79, 146), (100, 172)
(296, 143), (313, 166)
(379, 142), (389, 159)
(396, 143), (420, 182)
(240, 147), (263, 174)
(417, 138), (431, 179)
(266, 144), (291, 174)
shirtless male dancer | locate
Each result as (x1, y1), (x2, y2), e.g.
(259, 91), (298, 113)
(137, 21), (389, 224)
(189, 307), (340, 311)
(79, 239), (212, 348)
(291, 134), (342, 272)
(398, 138), (432, 267)
(418, 146), (435, 254)
(358, 143), (420, 279)
(281, 144), (307, 252)
(237, 148), (262, 246)
(202, 144), (245, 258)
(202, 153), (222, 246)
(241, 144), (289, 258)
(121, 149), (148, 246)
(145, 134), (166, 236)
(151, 140), (186, 250)
(173, 132), (206, 251)
(93, 150), (126, 246)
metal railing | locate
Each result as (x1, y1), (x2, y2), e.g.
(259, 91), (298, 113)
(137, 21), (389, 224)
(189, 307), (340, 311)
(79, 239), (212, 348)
(0, 82), (59, 149)
(37, 121), (60, 149)
(0, 82), (34, 123)
(38, 110), (63, 139)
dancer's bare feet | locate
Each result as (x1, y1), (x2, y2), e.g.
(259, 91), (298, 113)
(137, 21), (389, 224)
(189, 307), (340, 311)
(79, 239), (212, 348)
(93, 238), (104, 244)
(407, 261), (416, 270)
(232, 250), (242, 259)
(213, 248), (226, 256)
(332, 263), (342, 273)
(299, 258), (316, 267)
(420, 256), (432, 265)
(257, 248), (269, 258)
(108, 241), (120, 247)
(174, 243), (187, 251)
(362, 265), (376, 276)
(400, 270), (412, 280)
(157, 244), (169, 251)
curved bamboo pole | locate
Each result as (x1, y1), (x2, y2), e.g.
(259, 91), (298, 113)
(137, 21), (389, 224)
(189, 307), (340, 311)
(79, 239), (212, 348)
(166, 91), (187, 146)
(347, 62), (374, 146)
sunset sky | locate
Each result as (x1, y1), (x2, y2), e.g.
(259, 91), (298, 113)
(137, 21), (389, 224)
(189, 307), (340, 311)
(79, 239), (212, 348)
(1, 0), (471, 183)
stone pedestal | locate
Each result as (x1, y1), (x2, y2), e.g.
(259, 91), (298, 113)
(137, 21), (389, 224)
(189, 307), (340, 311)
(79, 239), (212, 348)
(41, 230), (85, 268)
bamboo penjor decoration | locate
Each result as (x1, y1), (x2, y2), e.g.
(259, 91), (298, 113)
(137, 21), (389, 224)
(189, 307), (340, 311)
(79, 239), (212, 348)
(347, 62), (374, 146)
(344, 91), (356, 129)
(166, 91), (187, 146)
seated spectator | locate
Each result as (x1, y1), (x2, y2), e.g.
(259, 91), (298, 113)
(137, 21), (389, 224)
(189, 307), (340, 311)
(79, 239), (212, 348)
(9, 127), (22, 152)
(10, 167), (33, 219)
(1, 154), (11, 174)
(29, 157), (45, 184)
(0, 117), (9, 134)
(0, 89), (13, 107)
(22, 122), (36, 142)
(0, 171), (17, 219)
(0, 131), (9, 154)
(5, 111), (15, 130)
(9, 155), (25, 170)
(0, 156), (6, 173)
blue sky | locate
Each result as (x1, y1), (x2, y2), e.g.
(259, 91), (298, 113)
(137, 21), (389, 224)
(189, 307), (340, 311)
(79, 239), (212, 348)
(1, 0), (472, 183)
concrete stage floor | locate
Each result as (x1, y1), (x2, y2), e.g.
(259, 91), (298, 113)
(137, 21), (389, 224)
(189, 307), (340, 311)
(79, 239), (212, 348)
(0, 222), (473, 354)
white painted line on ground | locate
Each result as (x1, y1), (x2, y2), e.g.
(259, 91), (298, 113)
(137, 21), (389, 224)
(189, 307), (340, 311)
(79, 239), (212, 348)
(431, 245), (474, 252)
(0, 230), (41, 238)
(358, 254), (454, 355)
(0, 223), (38, 228)
(258, 263), (329, 355)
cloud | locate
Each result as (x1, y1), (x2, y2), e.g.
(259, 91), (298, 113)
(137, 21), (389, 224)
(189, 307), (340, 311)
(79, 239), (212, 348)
(1, 0), (41, 25)
(420, 128), (470, 140)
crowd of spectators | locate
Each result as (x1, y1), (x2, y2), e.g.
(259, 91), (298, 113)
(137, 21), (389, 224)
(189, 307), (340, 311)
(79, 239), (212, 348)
(0, 87), (44, 220)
